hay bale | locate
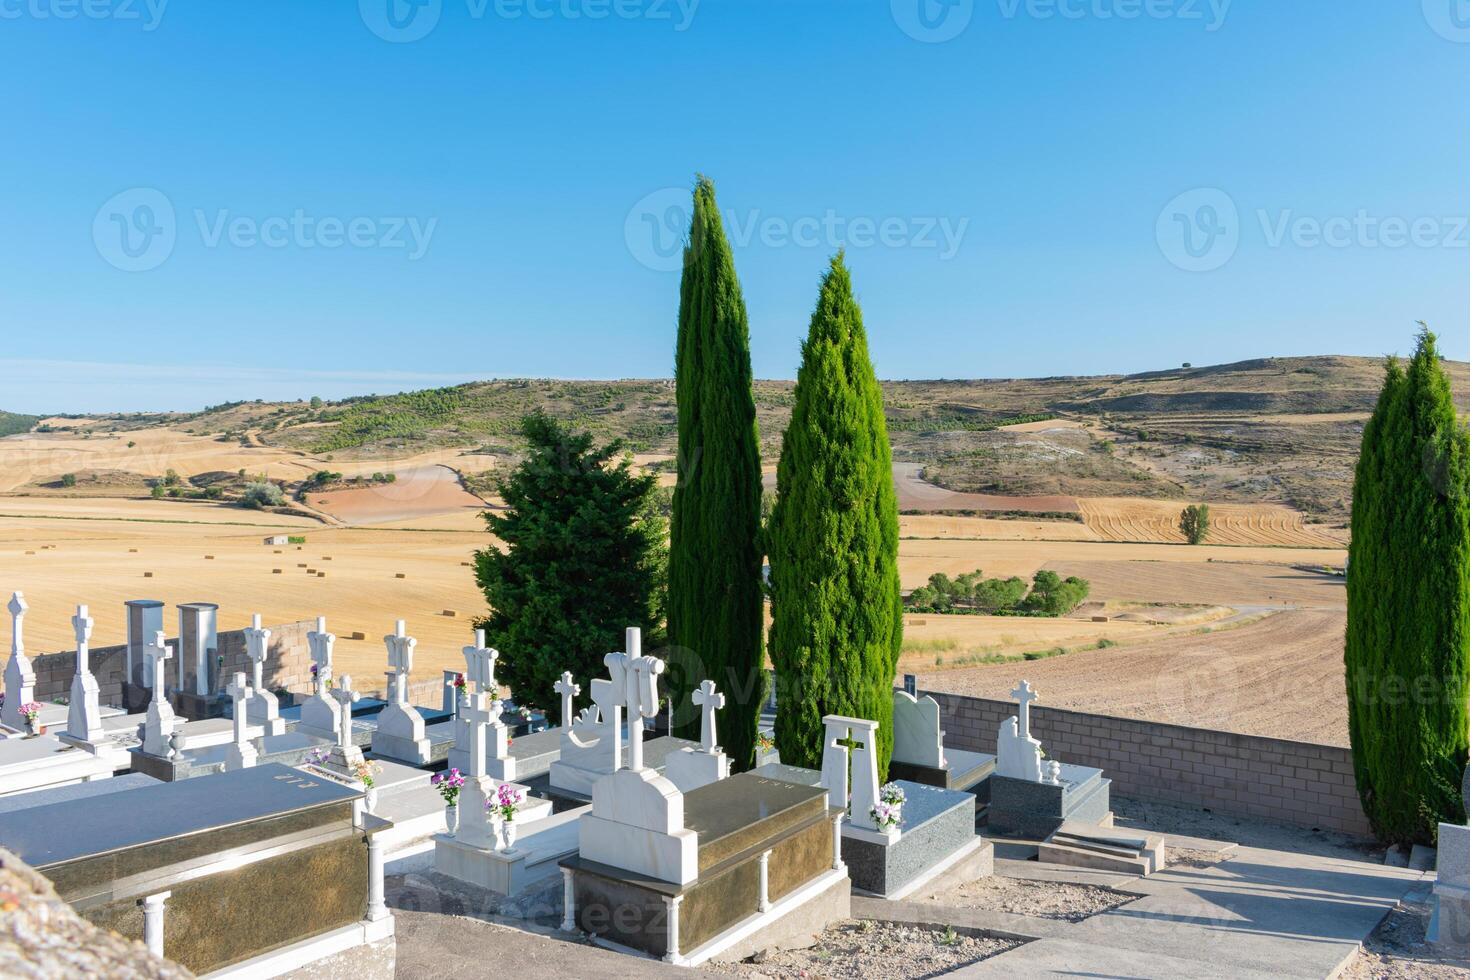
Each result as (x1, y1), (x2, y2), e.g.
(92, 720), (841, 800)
(272, 569), (283, 574)
(317, 572), (326, 578)
(143, 572), (154, 578)
(349, 631), (366, 641)
(1092, 615), (1110, 623)
(442, 609), (457, 618)
(395, 573), (406, 579)
(128, 548), (138, 553)
(204, 555), (214, 560)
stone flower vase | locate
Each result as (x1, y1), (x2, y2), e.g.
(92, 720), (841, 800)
(364, 786), (379, 813)
(24, 719), (39, 737)
(499, 818), (517, 853)
(445, 804), (459, 837)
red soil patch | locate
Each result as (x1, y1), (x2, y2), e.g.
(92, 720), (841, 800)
(892, 463), (1079, 514)
(307, 465), (486, 526)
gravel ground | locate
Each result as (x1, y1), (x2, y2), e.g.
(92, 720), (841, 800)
(925, 875), (1135, 922)
(1168, 847), (1230, 870)
(1341, 891), (1470, 979)
(727, 920), (1021, 980)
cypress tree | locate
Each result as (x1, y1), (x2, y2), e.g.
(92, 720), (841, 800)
(768, 253), (903, 778)
(667, 176), (765, 770)
(1346, 326), (1470, 844)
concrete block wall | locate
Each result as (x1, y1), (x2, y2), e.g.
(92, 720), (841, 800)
(28, 619), (317, 705)
(924, 689), (1373, 838)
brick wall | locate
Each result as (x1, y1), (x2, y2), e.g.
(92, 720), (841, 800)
(923, 689), (1372, 838)
(28, 619), (316, 705)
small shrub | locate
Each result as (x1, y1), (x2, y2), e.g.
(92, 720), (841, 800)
(240, 482), (285, 509)
(60, 473), (76, 488)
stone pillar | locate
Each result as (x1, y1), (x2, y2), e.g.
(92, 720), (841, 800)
(662, 894), (683, 963)
(757, 850), (771, 912)
(831, 812), (845, 871)
(125, 600), (164, 697)
(177, 602), (219, 697)
(560, 868), (577, 932)
(366, 834), (389, 922)
(141, 891), (170, 957)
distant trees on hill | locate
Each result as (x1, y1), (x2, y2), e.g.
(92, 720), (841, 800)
(906, 568), (1089, 617)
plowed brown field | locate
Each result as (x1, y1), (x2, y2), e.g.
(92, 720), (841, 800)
(1078, 497), (1345, 547)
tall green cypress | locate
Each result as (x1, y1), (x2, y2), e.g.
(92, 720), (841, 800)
(1346, 326), (1470, 844)
(768, 253), (903, 779)
(667, 176), (764, 771)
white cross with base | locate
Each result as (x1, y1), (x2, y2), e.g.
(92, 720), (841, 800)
(72, 604), (94, 676)
(145, 631), (172, 702)
(692, 679), (724, 753)
(554, 671), (580, 729)
(226, 671), (254, 747)
(330, 675), (360, 750)
(1011, 680), (1039, 741)
(384, 620), (416, 703)
(461, 689), (498, 779)
(609, 627), (664, 772)
(306, 617), (334, 697)
(9, 591), (27, 660)
(461, 629), (499, 697)
(244, 613), (272, 692)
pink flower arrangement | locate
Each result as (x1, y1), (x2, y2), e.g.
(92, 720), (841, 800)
(431, 768), (466, 805)
(352, 759), (382, 788)
(19, 702), (42, 725)
(453, 673), (467, 692)
(486, 783), (524, 822)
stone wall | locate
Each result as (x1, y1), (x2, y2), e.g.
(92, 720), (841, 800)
(923, 689), (1372, 838)
(28, 619), (317, 706)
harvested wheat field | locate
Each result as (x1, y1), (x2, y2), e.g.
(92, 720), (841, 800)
(918, 608), (1350, 745)
(307, 465), (488, 526)
(900, 513), (1099, 542)
(1078, 496), (1345, 547)
(1045, 558), (1346, 608)
(900, 613), (1158, 668)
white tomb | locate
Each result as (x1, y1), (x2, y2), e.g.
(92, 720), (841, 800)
(223, 672), (258, 771)
(242, 613), (287, 737)
(141, 632), (178, 757)
(548, 664), (625, 797)
(577, 633), (699, 885)
(892, 690), (945, 770)
(323, 674), (366, 780)
(65, 604), (105, 744)
(2, 593), (35, 730)
(996, 679), (1049, 783)
(370, 620), (431, 765)
(664, 679), (730, 793)
(448, 630), (514, 780)
(298, 617), (339, 739)
(821, 715), (894, 841)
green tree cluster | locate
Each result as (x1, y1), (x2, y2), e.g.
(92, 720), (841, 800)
(767, 253), (903, 778)
(907, 569), (1089, 617)
(474, 412), (667, 716)
(1346, 327), (1470, 844)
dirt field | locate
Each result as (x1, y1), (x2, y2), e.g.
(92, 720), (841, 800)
(306, 465), (487, 525)
(1078, 496), (1345, 547)
(893, 463), (1079, 514)
(919, 608), (1351, 745)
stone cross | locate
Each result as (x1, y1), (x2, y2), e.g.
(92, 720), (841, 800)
(244, 613), (272, 692)
(461, 690), (498, 779)
(330, 675), (360, 750)
(692, 679), (724, 753)
(225, 672), (257, 770)
(384, 620), (416, 704)
(1011, 680), (1039, 741)
(606, 627), (665, 772)
(820, 715), (884, 833)
(2, 592), (34, 729)
(307, 617), (334, 697)
(67, 604), (104, 742)
(461, 629), (499, 697)
(141, 631), (177, 755)
(554, 671), (580, 729)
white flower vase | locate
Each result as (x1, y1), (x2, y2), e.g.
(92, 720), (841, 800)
(24, 719), (38, 737)
(364, 786), (379, 813)
(445, 804), (459, 837)
(499, 818), (517, 853)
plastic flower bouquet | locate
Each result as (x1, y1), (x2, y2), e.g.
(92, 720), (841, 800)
(431, 768), (466, 806)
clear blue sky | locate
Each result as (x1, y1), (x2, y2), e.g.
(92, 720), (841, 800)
(3, 1), (1469, 413)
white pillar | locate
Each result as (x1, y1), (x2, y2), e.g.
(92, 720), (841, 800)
(560, 868), (577, 932)
(141, 891), (171, 957)
(831, 813), (845, 871)
(366, 834), (389, 922)
(757, 850), (772, 912)
(662, 894), (683, 964)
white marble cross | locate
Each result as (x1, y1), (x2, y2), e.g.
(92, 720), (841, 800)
(691, 679), (724, 753)
(307, 617), (335, 697)
(461, 629), (499, 697)
(1011, 680), (1039, 741)
(141, 631), (177, 755)
(225, 671), (257, 770)
(607, 627), (665, 772)
(67, 604), (103, 742)
(330, 675), (360, 750)
(244, 613), (272, 691)
(2, 592), (34, 729)
(384, 620), (416, 704)
(554, 671), (580, 729)
(820, 715), (884, 834)
(461, 690), (497, 778)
